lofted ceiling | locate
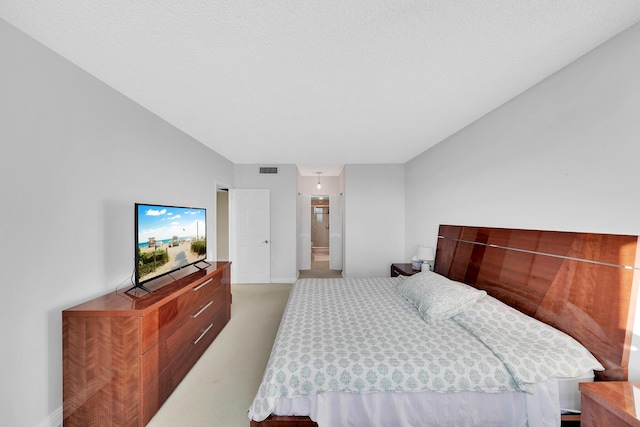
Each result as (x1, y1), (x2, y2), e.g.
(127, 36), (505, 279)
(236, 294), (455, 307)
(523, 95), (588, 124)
(2, 1), (640, 176)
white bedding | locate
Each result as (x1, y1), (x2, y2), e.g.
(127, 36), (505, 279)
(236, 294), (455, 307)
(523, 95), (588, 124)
(272, 374), (594, 426)
(249, 276), (602, 426)
(273, 380), (557, 426)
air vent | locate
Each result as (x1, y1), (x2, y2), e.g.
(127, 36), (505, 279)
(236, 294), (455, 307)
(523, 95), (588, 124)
(259, 167), (278, 174)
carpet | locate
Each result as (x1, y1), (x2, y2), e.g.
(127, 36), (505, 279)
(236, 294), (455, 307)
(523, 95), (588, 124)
(147, 283), (292, 427)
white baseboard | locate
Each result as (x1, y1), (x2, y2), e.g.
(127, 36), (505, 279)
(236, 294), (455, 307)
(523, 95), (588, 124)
(36, 406), (62, 427)
(270, 277), (296, 283)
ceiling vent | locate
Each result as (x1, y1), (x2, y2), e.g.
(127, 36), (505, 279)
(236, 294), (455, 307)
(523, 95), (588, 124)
(259, 167), (278, 174)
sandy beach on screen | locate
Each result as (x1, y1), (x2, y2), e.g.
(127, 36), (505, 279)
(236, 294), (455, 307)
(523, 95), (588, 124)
(139, 239), (204, 280)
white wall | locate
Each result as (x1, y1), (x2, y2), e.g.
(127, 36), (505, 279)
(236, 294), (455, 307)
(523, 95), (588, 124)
(344, 164), (405, 277)
(234, 165), (298, 283)
(405, 22), (640, 378)
(0, 20), (235, 427)
(297, 174), (342, 196)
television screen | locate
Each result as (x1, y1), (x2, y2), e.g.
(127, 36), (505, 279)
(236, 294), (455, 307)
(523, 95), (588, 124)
(135, 203), (207, 287)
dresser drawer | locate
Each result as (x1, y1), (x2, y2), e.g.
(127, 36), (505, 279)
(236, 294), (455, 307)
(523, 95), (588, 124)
(159, 299), (218, 363)
(141, 316), (219, 426)
(156, 275), (222, 339)
(140, 309), (216, 390)
(140, 291), (222, 384)
(141, 309), (221, 422)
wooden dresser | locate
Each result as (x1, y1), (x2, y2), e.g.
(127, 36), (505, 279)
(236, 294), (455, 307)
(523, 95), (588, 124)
(580, 381), (640, 427)
(63, 262), (231, 426)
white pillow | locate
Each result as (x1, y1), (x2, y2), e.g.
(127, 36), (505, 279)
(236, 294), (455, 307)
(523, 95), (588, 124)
(397, 271), (486, 323)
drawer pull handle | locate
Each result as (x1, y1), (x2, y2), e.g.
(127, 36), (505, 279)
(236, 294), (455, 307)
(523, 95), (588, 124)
(193, 278), (213, 292)
(194, 323), (214, 345)
(191, 300), (213, 319)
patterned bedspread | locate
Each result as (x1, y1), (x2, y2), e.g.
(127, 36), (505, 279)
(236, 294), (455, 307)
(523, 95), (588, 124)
(453, 295), (604, 393)
(248, 277), (603, 422)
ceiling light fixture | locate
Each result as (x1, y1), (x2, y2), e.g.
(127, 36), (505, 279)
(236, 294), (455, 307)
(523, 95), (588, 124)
(316, 172), (322, 190)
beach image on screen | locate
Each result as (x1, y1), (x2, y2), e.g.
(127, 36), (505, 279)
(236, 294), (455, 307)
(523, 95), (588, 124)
(136, 204), (207, 284)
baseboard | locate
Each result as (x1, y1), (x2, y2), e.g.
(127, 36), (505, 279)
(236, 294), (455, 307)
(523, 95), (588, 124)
(271, 277), (297, 284)
(36, 406), (62, 427)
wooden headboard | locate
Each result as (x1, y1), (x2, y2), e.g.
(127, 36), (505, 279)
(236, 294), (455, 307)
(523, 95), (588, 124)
(435, 225), (640, 381)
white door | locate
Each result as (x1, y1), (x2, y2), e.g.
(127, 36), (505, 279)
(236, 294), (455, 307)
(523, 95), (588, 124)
(329, 195), (343, 270)
(230, 189), (270, 283)
(297, 195), (311, 270)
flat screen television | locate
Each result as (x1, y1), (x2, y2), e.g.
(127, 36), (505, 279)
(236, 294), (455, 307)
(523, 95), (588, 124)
(131, 203), (208, 293)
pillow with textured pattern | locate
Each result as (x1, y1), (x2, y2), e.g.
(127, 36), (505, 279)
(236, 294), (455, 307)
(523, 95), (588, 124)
(397, 270), (486, 323)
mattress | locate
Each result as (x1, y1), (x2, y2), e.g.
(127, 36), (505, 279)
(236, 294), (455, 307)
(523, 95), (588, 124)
(557, 371), (594, 413)
(249, 276), (602, 426)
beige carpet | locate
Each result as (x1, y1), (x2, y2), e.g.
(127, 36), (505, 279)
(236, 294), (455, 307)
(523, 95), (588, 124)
(298, 260), (343, 279)
(147, 283), (292, 427)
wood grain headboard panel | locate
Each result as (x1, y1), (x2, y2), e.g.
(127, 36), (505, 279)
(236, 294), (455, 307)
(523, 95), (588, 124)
(435, 225), (640, 381)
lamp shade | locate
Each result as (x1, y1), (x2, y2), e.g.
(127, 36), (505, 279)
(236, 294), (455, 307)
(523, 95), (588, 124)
(417, 246), (434, 261)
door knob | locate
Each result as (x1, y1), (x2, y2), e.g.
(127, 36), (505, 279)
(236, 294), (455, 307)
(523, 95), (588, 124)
(263, 240), (270, 244)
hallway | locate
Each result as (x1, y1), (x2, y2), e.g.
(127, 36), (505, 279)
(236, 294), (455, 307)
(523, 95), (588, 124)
(298, 248), (342, 279)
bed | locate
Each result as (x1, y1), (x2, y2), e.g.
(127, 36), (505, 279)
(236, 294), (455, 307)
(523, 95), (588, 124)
(248, 225), (640, 426)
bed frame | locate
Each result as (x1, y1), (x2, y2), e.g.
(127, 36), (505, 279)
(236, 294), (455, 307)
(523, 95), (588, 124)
(251, 225), (640, 427)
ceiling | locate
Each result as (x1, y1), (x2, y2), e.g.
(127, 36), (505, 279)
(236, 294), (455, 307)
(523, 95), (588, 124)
(2, 1), (640, 176)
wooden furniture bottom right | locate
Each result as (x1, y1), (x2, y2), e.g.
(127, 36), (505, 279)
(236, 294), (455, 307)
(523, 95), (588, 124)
(580, 382), (640, 427)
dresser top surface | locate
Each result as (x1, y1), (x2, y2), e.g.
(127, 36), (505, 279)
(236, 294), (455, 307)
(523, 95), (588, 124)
(63, 262), (230, 315)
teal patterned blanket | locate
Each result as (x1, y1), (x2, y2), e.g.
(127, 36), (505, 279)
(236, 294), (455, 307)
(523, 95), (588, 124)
(248, 277), (602, 422)
(452, 295), (604, 393)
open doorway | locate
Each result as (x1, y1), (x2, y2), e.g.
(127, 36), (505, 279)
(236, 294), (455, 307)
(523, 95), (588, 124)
(299, 196), (342, 279)
(311, 198), (329, 267)
(216, 187), (229, 261)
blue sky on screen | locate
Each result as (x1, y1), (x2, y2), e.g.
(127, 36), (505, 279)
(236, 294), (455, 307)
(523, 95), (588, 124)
(137, 204), (206, 242)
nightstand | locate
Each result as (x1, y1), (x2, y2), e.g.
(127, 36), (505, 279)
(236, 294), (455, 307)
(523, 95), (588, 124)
(580, 381), (640, 427)
(390, 263), (421, 277)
